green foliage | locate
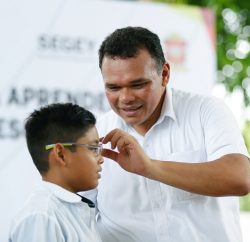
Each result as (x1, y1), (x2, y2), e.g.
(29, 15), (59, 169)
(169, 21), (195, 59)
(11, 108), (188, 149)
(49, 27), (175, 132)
(243, 120), (250, 152)
(240, 119), (250, 210)
(240, 193), (250, 211)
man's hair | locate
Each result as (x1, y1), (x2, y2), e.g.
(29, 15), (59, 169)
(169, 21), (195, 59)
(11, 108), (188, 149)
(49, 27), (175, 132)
(99, 26), (166, 73)
(25, 103), (96, 174)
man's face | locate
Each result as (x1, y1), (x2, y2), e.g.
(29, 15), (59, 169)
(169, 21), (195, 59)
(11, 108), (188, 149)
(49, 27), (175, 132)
(101, 49), (169, 134)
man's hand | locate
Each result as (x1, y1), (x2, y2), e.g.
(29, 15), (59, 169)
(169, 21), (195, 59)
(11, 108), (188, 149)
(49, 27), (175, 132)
(100, 130), (250, 196)
(101, 128), (151, 176)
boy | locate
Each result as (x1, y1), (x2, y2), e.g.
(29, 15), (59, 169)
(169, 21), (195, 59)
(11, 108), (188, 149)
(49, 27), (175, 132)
(9, 103), (103, 242)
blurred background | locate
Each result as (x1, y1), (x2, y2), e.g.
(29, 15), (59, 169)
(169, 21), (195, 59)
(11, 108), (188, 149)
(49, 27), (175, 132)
(0, 0), (249, 241)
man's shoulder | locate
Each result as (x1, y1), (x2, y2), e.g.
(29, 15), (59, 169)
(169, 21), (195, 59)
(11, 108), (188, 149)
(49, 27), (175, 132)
(170, 88), (231, 126)
(172, 88), (205, 102)
(171, 88), (223, 111)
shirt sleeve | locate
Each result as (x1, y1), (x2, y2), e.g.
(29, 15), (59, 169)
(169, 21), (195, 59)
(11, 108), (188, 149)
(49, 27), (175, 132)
(9, 213), (64, 242)
(200, 96), (249, 161)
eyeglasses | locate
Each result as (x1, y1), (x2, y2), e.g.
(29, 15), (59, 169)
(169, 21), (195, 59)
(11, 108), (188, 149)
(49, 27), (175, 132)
(45, 143), (103, 156)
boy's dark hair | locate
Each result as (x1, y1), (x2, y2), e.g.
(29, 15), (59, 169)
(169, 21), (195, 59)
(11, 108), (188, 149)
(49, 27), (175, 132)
(99, 26), (166, 73)
(25, 103), (96, 174)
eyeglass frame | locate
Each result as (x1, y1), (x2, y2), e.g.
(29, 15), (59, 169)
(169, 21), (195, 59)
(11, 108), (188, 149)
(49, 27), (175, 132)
(45, 143), (103, 156)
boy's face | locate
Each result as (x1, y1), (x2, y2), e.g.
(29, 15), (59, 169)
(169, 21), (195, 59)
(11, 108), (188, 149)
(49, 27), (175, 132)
(64, 126), (103, 192)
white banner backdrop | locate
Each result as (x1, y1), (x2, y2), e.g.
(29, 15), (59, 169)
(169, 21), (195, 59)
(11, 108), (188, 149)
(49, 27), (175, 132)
(0, 0), (215, 241)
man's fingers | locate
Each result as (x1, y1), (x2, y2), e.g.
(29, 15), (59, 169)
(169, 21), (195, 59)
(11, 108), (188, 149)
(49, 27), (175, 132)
(101, 148), (118, 161)
(116, 137), (130, 152)
(102, 129), (125, 149)
(101, 129), (118, 144)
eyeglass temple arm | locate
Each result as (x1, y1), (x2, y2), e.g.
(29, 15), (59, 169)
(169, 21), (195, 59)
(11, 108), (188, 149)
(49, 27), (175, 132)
(45, 143), (73, 150)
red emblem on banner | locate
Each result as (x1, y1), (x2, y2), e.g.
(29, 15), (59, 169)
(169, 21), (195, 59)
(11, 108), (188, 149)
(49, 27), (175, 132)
(164, 35), (186, 66)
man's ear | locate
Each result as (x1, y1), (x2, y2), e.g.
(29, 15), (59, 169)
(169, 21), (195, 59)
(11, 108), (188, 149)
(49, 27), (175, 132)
(162, 63), (170, 87)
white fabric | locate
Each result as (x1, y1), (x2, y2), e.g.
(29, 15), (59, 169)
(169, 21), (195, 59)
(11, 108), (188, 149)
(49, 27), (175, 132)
(9, 181), (101, 242)
(87, 87), (249, 242)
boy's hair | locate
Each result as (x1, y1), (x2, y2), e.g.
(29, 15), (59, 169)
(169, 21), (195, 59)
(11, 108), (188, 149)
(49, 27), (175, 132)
(25, 103), (96, 174)
(99, 26), (166, 73)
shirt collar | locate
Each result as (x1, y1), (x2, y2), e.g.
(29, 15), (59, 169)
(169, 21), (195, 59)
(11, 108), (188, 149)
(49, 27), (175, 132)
(41, 181), (95, 207)
(160, 87), (177, 122)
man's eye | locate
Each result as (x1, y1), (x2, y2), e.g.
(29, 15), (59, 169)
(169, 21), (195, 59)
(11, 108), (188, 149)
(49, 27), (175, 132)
(106, 86), (120, 91)
(132, 84), (144, 89)
(131, 83), (147, 89)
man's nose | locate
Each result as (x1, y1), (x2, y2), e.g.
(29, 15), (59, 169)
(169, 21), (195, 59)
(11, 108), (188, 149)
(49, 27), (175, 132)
(119, 88), (135, 103)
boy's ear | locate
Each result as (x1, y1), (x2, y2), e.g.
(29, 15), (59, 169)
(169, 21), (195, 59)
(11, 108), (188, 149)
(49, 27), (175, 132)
(51, 144), (67, 166)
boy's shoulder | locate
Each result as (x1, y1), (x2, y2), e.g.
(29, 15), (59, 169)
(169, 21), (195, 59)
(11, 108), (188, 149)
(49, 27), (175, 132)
(9, 182), (101, 242)
(9, 183), (58, 238)
(13, 183), (55, 221)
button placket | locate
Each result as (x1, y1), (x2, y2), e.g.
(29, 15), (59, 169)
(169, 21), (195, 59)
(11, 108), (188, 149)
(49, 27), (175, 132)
(146, 178), (169, 241)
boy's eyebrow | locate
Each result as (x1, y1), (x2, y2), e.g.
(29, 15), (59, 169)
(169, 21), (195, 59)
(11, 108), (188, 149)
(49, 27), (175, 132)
(90, 139), (99, 144)
(78, 139), (99, 145)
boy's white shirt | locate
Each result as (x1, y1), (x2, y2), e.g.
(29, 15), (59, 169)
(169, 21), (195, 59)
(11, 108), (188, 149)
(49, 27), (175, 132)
(9, 181), (102, 242)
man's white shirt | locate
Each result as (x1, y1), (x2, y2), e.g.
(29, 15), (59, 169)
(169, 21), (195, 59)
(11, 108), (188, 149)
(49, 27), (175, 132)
(86, 88), (248, 242)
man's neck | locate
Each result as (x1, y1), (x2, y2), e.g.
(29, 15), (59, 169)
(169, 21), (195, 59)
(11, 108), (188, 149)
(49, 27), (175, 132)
(132, 89), (166, 136)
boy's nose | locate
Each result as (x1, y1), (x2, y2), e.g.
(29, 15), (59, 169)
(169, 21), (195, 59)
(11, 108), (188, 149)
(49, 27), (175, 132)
(98, 156), (104, 164)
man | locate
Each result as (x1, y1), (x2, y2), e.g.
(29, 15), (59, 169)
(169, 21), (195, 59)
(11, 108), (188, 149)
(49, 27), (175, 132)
(9, 103), (103, 242)
(91, 26), (250, 242)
